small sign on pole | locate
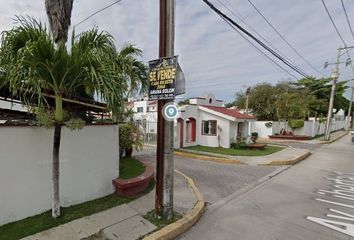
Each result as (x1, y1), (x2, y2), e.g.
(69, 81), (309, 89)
(148, 56), (179, 100)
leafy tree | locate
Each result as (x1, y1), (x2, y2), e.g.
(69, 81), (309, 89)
(244, 83), (278, 120)
(232, 77), (349, 121)
(178, 98), (190, 106)
(0, 18), (147, 218)
(294, 77), (349, 115)
(234, 90), (246, 109)
(224, 101), (236, 108)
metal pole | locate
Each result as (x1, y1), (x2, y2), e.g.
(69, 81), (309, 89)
(245, 88), (250, 138)
(348, 87), (354, 130)
(156, 0), (175, 219)
(324, 47), (341, 141)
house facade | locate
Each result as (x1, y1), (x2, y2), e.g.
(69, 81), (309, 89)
(128, 96), (158, 134)
(174, 94), (255, 149)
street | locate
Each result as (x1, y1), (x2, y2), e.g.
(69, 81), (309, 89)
(179, 135), (354, 240)
(135, 147), (278, 204)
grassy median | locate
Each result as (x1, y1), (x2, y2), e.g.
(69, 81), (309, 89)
(183, 145), (284, 157)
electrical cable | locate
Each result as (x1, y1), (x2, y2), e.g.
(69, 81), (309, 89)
(202, 0), (308, 78)
(216, 0), (310, 77)
(246, 0), (324, 76)
(340, 0), (354, 73)
(73, 0), (123, 28)
(341, 0), (354, 42)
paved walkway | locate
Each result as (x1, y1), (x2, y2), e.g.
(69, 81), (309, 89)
(22, 172), (197, 240)
(179, 134), (354, 240)
(177, 147), (309, 166)
(259, 130), (347, 146)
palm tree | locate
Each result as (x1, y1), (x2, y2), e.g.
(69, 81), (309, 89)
(45, 0), (74, 218)
(116, 44), (148, 98)
(0, 17), (147, 218)
(45, 0), (74, 44)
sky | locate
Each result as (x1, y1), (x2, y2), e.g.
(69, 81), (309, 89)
(0, 0), (354, 102)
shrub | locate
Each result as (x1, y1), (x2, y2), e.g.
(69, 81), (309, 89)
(119, 123), (143, 152)
(251, 132), (258, 142)
(230, 142), (238, 149)
(319, 118), (326, 124)
(230, 142), (248, 149)
(289, 119), (304, 129)
(265, 122), (272, 128)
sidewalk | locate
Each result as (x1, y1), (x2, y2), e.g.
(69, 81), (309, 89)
(179, 134), (354, 240)
(258, 130), (348, 145)
(176, 147), (310, 166)
(22, 172), (198, 240)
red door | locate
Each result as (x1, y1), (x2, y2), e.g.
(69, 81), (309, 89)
(177, 118), (184, 148)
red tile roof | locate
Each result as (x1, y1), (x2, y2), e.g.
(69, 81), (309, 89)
(148, 101), (157, 105)
(201, 105), (255, 119)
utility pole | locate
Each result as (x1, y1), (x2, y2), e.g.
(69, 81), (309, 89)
(156, 0), (175, 219)
(348, 87), (354, 130)
(324, 48), (341, 141)
(245, 87), (250, 115)
(245, 87), (251, 137)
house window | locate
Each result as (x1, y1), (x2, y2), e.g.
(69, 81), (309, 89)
(202, 120), (217, 135)
(137, 107), (143, 113)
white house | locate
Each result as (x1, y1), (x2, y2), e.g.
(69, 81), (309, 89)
(128, 96), (158, 134)
(175, 94), (255, 149)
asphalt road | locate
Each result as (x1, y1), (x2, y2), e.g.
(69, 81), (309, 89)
(135, 147), (278, 204)
(179, 135), (354, 240)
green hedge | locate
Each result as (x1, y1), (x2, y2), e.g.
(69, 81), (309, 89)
(289, 119), (304, 129)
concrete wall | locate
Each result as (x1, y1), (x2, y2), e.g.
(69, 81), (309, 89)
(0, 125), (119, 225)
(250, 121), (273, 138)
(251, 119), (347, 138)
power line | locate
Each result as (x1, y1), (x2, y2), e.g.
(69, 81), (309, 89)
(341, 0), (354, 42)
(322, 0), (354, 73)
(73, 0), (123, 28)
(321, 0), (346, 46)
(216, 0), (310, 77)
(202, 0), (308, 78)
(220, 15), (299, 79)
(246, 0), (324, 76)
(340, 0), (354, 73)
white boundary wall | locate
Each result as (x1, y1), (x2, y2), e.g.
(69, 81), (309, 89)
(251, 119), (347, 138)
(0, 125), (119, 225)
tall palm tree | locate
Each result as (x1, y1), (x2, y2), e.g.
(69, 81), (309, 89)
(0, 17), (147, 218)
(116, 44), (148, 98)
(45, 0), (74, 218)
(45, 0), (73, 44)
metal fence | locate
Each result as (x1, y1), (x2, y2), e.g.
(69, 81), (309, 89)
(134, 120), (157, 146)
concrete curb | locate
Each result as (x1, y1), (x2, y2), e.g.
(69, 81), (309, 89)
(143, 170), (205, 240)
(175, 149), (311, 166)
(318, 131), (348, 144)
(174, 150), (245, 165)
(259, 151), (311, 166)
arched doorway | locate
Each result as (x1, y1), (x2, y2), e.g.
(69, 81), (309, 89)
(177, 118), (184, 148)
(188, 118), (196, 142)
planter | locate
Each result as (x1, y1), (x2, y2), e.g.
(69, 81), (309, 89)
(269, 135), (310, 140)
(112, 160), (154, 197)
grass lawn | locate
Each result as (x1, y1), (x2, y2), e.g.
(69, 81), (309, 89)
(183, 145), (284, 157)
(119, 156), (146, 179)
(0, 179), (154, 240)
